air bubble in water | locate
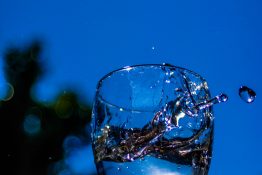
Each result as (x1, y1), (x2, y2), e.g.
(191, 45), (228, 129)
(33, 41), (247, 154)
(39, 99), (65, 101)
(239, 86), (256, 103)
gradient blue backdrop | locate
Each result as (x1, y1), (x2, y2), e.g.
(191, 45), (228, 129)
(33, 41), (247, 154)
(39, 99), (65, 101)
(1, 0), (262, 174)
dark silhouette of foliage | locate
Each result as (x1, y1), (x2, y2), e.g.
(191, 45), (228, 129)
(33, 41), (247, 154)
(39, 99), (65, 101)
(0, 41), (92, 175)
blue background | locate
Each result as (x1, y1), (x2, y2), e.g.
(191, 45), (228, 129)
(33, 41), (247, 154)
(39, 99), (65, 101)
(1, 0), (262, 174)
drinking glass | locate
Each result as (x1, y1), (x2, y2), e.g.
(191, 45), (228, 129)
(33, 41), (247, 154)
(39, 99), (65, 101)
(92, 64), (213, 175)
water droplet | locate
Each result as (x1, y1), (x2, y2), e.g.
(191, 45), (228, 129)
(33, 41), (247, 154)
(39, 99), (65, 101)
(239, 86), (256, 103)
(117, 167), (121, 171)
(151, 46), (155, 50)
(219, 93), (228, 102)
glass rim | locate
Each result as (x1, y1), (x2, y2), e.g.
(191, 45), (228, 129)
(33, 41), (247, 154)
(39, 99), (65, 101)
(94, 63), (210, 113)
(96, 63), (206, 90)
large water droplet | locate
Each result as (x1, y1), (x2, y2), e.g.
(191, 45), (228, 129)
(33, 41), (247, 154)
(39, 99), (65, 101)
(239, 86), (256, 103)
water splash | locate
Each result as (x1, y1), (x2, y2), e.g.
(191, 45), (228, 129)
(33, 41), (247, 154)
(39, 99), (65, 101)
(93, 64), (224, 174)
(195, 93), (228, 110)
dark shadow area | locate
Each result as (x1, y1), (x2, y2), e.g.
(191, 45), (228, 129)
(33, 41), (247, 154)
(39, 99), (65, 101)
(0, 41), (93, 175)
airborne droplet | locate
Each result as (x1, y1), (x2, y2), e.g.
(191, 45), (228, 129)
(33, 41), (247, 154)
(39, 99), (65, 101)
(239, 86), (256, 103)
